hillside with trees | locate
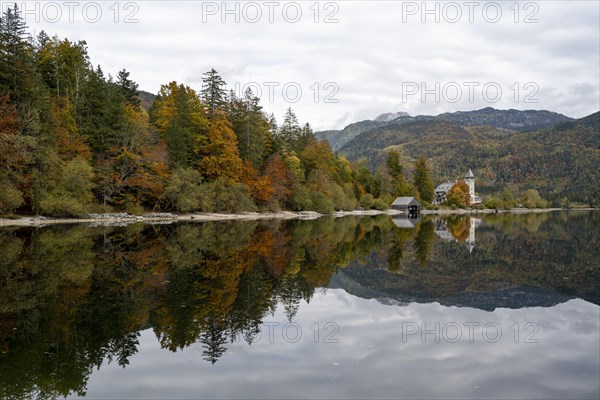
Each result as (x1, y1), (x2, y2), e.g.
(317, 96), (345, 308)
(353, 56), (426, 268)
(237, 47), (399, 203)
(333, 113), (599, 206)
(316, 108), (573, 151)
(1, 5), (596, 216)
(0, 6), (390, 217)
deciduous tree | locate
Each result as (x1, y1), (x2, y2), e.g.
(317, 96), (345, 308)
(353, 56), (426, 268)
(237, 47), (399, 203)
(195, 111), (243, 182)
(447, 180), (470, 207)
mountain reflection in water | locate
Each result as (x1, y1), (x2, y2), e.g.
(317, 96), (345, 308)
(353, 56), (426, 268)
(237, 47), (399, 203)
(0, 211), (598, 399)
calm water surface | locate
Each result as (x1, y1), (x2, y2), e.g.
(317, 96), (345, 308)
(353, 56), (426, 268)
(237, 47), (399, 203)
(0, 211), (598, 399)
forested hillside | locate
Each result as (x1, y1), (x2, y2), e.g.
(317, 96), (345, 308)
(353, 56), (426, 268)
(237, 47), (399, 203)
(1, 4), (595, 216)
(0, 6), (388, 217)
(317, 108), (573, 151)
(334, 112), (599, 206)
(316, 119), (386, 151)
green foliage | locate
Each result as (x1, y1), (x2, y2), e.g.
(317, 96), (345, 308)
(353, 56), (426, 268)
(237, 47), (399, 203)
(501, 188), (517, 208)
(0, 179), (23, 213)
(0, 6), (388, 217)
(337, 117), (600, 207)
(37, 156), (94, 216)
(201, 68), (227, 117)
(483, 189), (550, 209)
(385, 150), (415, 197)
(386, 150), (403, 177)
(484, 196), (503, 209)
(152, 81), (208, 168)
(228, 88), (272, 168)
(522, 189), (549, 209)
(279, 107), (302, 148)
(211, 180), (257, 213)
(413, 219), (435, 266)
(126, 202), (145, 215)
(289, 185), (313, 211)
(165, 172), (256, 213)
(359, 193), (375, 209)
(309, 190), (334, 213)
(420, 200), (432, 209)
(0, 5), (37, 102)
(372, 197), (389, 210)
(413, 156), (434, 203)
(165, 168), (213, 212)
(331, 183), (357, 211)
(117, 69), (140, 108)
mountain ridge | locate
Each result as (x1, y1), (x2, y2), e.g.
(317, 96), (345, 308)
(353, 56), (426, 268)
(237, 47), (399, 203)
(316, 109), (598, 205)
(316, 107), (574, 151)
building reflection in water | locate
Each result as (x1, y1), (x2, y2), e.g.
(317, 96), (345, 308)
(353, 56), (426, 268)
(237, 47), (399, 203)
(433, 216), (482, 253)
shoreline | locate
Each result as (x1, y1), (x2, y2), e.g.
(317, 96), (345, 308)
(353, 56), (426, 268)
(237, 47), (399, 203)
(0, 208), (595, 228)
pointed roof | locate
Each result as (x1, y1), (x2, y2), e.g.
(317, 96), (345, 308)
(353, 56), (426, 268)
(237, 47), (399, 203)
(465, 169), (474, 179)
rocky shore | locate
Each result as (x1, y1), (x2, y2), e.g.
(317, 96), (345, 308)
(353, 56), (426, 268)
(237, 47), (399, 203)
(0, 207), (594, 227)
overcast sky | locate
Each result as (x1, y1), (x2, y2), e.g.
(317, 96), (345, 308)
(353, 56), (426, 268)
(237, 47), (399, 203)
(13, 0), (600, 130)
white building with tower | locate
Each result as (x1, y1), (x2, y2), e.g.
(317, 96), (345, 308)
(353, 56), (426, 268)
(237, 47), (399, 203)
(433, 169), (482, 205)
(464, 169), (482, 205)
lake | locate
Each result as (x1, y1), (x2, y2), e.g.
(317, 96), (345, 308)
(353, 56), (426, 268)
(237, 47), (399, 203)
(0, 211), (598, 399)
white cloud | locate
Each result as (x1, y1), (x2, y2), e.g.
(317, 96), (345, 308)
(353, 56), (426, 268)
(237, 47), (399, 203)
(19, 1), (600, 130)
(75, 291), (600, 399)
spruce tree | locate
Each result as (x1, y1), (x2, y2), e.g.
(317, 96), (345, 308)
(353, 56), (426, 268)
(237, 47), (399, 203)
(279, 107), (302, 147)
(116, 69), (140, 108)
(0, 5), (34, 100)
(201, 68), (227, 118)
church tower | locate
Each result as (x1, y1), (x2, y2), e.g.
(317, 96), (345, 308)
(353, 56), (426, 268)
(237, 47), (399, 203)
(465, 169), (475, 204)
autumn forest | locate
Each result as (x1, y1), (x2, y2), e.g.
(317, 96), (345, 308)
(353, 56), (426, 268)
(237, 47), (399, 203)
(0, 5), (431, 217)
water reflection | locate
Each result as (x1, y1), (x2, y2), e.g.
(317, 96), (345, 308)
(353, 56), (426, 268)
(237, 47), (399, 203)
(0, 212), (598, 399)
(432, 216), (482, 253)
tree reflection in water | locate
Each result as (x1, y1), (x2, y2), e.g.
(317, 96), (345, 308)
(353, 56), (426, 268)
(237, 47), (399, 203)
(0, 211), (598, 399)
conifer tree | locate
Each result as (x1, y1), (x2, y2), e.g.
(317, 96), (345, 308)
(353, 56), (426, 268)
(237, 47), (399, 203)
(279, 107), (302, 147)
(151, 81), (208, 168)
(201, 68), (227, 118)
(0, 5), (35, 102)
(228, 88), (272, 167)
(413, 156), (434, 203)
(386, 150), (412, 196)
(116, 69), (140, 108)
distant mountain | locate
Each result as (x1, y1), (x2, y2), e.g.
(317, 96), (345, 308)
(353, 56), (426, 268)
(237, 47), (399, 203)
(332, 111), (598, 205)
(139, 90), (157, 111)
(316, 108), (573, 151)
(432, 107), (572, 131)
(330, 270), (575, 311)
(315, 119), (385, 151)
(374, 111), (409, 122)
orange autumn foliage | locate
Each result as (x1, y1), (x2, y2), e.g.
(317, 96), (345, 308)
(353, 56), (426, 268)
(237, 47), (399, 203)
(241, 161), (274, 204)
(263, 154), (293, 205)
